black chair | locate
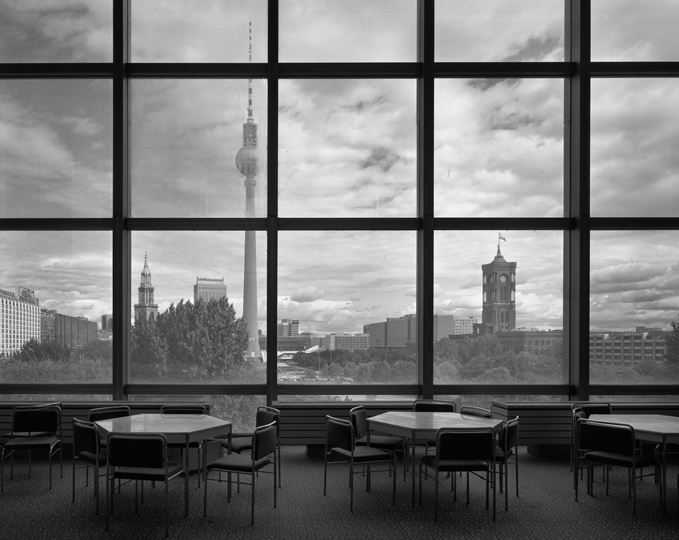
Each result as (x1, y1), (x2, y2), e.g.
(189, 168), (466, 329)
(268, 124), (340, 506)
(413, 399), (457, 460)
(1, 403), (63, 491)
(72, 418), (107, 514)
(220, 406), (281, 488)
(106, 433), (186, 538)
(495, 417), (520, 511)
(161, 404), (208, 487)
(323, 415), (396, 511)
(419, 427), (497, 521)
(204, 421), (277, 525)
(575, 420), (660, 517)
(350, 405), (407, 480)
(88, 405), (131, 423)
(460, 405), (493, 419)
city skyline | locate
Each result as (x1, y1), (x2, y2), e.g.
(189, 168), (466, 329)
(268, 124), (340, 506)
(2, 3), (679, 337)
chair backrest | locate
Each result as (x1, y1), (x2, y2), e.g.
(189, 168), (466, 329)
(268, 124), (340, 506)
(253, 421), (278, 461)
(256, 406), (281, 436)
(437, 428), (495, 461)
(578, 420), (634, 456)
(349, 406), (368, 438)
(499, 417), (520, 451)
(88, 405), (131, 422)
(108, 433), (167, 469)
(72, 418), (99, 456)
(413, 399), (456, 413)
(160, 405), (208, 415)
(325, 416), (353, 453)
(460, 405), (493, 419)
(12, 404), (61, 436)
(576, 402), (611, 417)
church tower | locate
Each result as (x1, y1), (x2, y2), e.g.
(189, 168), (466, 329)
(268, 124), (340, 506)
(134, 252), (158, 323)
(481, 235), (516, 334)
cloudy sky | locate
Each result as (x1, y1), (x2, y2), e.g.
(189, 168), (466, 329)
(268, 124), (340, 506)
(2, 1), (679, 336)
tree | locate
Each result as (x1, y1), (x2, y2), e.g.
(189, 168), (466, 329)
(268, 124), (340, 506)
(664, 315), (679, 365)
(12, 339), (71, 363)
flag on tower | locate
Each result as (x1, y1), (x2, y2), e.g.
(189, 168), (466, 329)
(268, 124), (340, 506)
(499, 233), (507, 242)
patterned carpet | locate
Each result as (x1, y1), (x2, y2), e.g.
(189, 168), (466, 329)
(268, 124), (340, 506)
(1, 446), (677, 539)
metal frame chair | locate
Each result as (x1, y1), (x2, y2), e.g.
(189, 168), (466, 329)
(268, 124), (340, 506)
(106, 432), (186, 538)
(460, 405), (493, 419)
(1, 403), (63, 491)
(88, 405), (131, 423)
(350, 405), (407, 481)
(575, 419), (660, 517)
(204, 421), (277, 525)
(161, 404), (208, 488)
(72, 418), (107, 514)
(495, 417), (520, 511)
(323, 415), (396, 512)
(419, 427), (497, 521)
(413, 400), (457, 459)
(219, 406), (281, 488)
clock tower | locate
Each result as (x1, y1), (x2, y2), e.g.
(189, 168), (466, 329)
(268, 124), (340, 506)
(481, 237), (516, 334)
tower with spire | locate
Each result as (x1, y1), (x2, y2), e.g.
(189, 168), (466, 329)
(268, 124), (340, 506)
(235, 21), (262, 361)
(134, 252), (158, 323)
(480, 234), (516, 334)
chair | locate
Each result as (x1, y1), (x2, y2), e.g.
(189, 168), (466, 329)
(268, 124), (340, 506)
(460, 405), (493, 419)
(72, 418), (107, 514)
(413, 399), (457, 459)
(1, 403), (63, 491)
(88, 405), (131, 423)
(570, 406), (587, 474)
(494, 417), (520, 510)
(574, 420), (660, 517)
(204, 421), (277, 525)
(106, 433), (186, 538)
(323, 415), (396, 511)
(220, 406), (281, 488)
(419, 427), (497, 521)
(161, 404), (208, 488)
(350, 405), (407, 481)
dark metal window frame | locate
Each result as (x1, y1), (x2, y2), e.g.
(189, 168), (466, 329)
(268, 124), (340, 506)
(0, 1), (677, 401)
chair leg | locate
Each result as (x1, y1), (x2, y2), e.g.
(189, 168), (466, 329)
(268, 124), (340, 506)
(251, 470), (256, 525)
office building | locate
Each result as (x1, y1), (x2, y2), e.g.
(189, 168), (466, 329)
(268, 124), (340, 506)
(0, 287), (41, 357)
(194, 277), (227, 303)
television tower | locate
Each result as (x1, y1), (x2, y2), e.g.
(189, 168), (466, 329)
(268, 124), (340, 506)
(235, 21), (262, 361)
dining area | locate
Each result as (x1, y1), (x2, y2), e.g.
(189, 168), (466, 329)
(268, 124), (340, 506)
(1, 399), (678, 539)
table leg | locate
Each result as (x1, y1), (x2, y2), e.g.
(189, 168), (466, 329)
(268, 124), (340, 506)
(185, 435), (189, 517)
(410, 432), (416, 507)
(661, 439), (666, 512)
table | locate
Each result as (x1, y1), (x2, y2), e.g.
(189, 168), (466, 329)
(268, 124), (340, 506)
(367, 411), (504, 506)
(589, 413), (679, 510)
(94, 413), (232, 516)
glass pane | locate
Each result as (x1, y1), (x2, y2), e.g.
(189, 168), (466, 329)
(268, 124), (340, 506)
(592, 0), (679, 61)
(276, 395), (417, 403)
(435, 0), (564, 62)
(0, 80), (112, 218)
(130, 231), (266, 384)
(591, 79), (679, 217)
(279, 79), (416, 217)
(434, 231), (565, 384)
(129, 395), (266, 432)
(130, 79), (267, 217)
(0, 231), (112, 384)
(0, 0), (112, 62)
(279, 0), (416, 62)
(435, 79), (563, 217)
(0, 394), (111, 401)
(131, 0), (267, 62)
(278, 231), (417, 385)
(590, 231), (679, 384)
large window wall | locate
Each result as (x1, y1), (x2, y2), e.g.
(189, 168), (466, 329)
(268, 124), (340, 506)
(1, 1), (678, 405)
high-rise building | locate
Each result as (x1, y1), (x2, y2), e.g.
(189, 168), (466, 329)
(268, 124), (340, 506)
(0, 287), (41, 357)
(235, 22), (262, 361)
(277, 318), (300, 338)
(365, 314), (469, 348)
(480, 236), (516, 334)
(134, 253), (158, 323)
(42, 311), (98, 348)
(101, 313), (113, 331)
(194, 277), (227, 303)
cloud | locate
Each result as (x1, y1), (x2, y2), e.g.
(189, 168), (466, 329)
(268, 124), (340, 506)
(291, 286), (324, 303)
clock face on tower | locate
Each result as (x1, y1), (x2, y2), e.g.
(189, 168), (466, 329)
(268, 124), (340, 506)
(499, 274), (507, 283)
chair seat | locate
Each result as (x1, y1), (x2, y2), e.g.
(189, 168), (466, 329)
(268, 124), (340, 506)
(113, 462), (184, 482)
(355, 434), (404, 450)
(208, 453), (270, 474)
(78, 450), (108, 467)
(3, 436), (60, 451)
(583, 451), (657, 469)
(332, 445), (392, 464)
(221, 436), (253, 454)
(421, 455), (489, 473)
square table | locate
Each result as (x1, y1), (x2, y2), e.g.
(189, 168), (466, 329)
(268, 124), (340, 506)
(94, 413), (232, 516)
(588, 413), (679, 511)
(367, 411), (504, 506)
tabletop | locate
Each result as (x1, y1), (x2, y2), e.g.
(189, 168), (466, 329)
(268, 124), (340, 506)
(588, 413), (679, 439)
(368, 411), (503, 436)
